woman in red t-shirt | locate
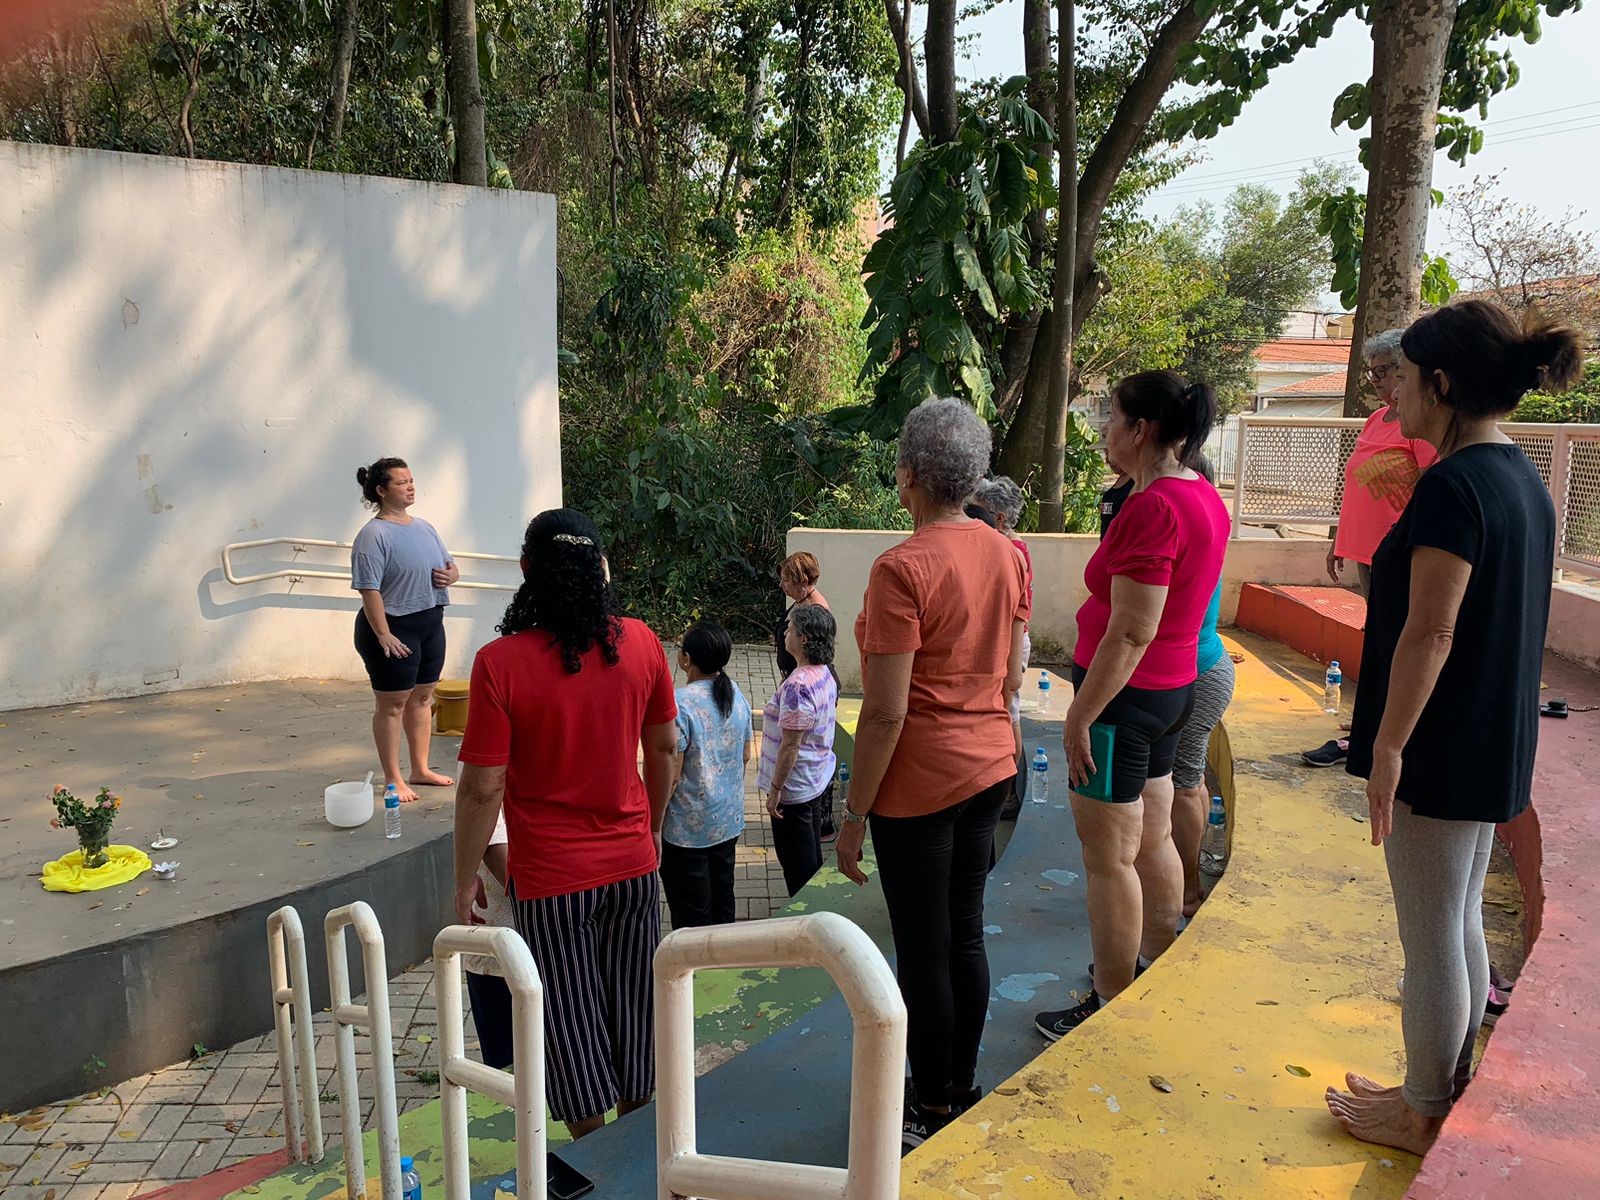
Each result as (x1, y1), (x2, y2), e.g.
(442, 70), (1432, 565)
(1034, 372), (1229, 1041)
(452, 509), (678, 1141)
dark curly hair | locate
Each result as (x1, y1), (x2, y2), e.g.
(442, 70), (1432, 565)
(497, 509), (623, 674)
(356, 457), (407, 508)
(790, 603), (836, 667)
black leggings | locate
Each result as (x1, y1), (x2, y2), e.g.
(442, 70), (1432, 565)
(869, 777), (1010, 1108)
(771, 782), (833, 897)
(659, 836), (738, 928)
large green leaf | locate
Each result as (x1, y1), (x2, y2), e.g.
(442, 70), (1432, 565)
(952, 232), (998, 317)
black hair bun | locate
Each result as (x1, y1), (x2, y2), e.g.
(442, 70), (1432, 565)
(356, 466), (369, 486)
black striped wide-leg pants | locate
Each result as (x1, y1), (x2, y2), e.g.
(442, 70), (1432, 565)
(511, 870), (661, 1122)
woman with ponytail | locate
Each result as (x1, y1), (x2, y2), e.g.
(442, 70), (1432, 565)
(1328, 302), (1582, 1156)
(350, 457), (458, 803)
(661, 620), (755, 928)
(451, 508), (678, 1142)
(1034, 370), (1229, 1041)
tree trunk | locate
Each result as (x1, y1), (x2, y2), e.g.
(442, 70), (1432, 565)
(323, 0), (360, 148)
(1037, 0), (1078, 533)
(883, 0), (929, 140)
(446, 0), (487, 186)
(994, 0), (1056, 421)
(924, 0), (958, 144)
(997, 307), (1055, 480)
(1341, 0), (1453, 416)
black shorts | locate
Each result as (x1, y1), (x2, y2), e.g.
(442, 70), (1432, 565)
(355, 605), (446, 693)
(1071, 662), (1195, 803)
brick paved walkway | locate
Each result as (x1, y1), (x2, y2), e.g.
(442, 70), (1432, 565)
(0, 647), (791, 1200)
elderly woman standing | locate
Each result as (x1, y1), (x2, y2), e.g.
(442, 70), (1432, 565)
(1034, 371), (1228, 1041)
(835, 398), (1030, 1149)
(774, 551), (831, 677)
(759, 604), (840, 895)
(1302, 330), (1437, 768)
(1327, 303), (1580, 1155)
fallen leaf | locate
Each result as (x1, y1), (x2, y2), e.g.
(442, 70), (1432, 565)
(296, 841), (316, 848)
(87, 903), (102, 911)
(1024, 1078), (1049, 1098)
(992, 1086), (1020, 1097)
(116, 1131), (136, 1140)
(1036, 884), (1054, 892)
(416, 1034), (433, 1045)
(193, 794), (205, 801)
(223, 1122), (241, 1134)
(1149, 1075), (1174, 1093)
(1255, 999), (1279, 1006)
(136, 887), (150, 897)
(65, 1160), (92, 1174)
(1285, 1064), (1311, 1078)
(240, 1187), (261, 1194)
(0, 1161), (22, 1171)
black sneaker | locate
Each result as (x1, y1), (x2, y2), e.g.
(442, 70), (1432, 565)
(1483, 984), (1511, 1026)
(1301, 738), (1349, 767)
(901, 1083), (956, 1151)
(1035, 993), (1103, 1041)
(950, 1084), (983, 1112)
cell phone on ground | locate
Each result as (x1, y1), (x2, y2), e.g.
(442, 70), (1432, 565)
(546, 1153), (595, 1200)
(1079, 723), (1117, 802)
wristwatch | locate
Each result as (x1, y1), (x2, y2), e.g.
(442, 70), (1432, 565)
(842, 806), (867, 825)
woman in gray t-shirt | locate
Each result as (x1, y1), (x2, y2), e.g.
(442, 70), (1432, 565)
(351, 457), (458, 802)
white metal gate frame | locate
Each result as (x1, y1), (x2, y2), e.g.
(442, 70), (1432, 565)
(433, 925), (547, 1200)
(266, 906), (325, 1164)
(325, 901), (403, 1200)
(654, 912), (907, 1200)
(1230, 416), (1600, 576)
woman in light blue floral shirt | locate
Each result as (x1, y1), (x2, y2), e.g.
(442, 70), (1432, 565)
(663, 621), (755, 928)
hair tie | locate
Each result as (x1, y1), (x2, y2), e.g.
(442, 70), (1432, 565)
(552, 533), (595, 546)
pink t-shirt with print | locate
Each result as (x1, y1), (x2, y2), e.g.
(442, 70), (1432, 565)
(1334, 407), (1438, 565)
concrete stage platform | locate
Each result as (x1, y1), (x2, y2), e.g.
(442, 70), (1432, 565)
(1, 680), (459, 1112)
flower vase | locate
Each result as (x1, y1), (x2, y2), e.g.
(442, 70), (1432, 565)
(78, 828), (110, 870)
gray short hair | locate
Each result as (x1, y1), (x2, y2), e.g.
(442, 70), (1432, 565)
(897, 398), (992, 507)
(789, 603), (836, 666)
(973, 476), (1024, 526)
(1364, 328), (1404, 363)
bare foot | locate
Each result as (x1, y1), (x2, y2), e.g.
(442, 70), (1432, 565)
(391, 781), (420, 804)
(1325, 1083), (1443, 1157)
(409, 769), (455, 788)
(1345, 1072), (1399, 1098)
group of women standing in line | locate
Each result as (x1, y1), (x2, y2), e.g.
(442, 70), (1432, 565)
(349, 296), (1578, 1158)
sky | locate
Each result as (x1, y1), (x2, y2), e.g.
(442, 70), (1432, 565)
(937, 0), (1600, 313)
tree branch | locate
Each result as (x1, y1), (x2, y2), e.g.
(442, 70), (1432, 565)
(883, 0), (929, 138)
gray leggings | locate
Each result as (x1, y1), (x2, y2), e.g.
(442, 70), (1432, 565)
(1384, 800), (1493, 1116)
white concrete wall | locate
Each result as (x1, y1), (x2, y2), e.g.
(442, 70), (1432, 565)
(0, 143), (559, 711)
(786, 529), (1332, 691)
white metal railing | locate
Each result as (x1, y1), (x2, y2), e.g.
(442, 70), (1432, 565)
(433, 925), (547, 1200)
(325, 902), (402, 1200)
(221, 536), (518, 590)
(1230, 416), (1600, 575)
(655, 913), (907, 1200)
(266, 907), (325, 1164)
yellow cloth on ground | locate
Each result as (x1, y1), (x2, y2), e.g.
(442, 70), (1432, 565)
(41, 845), (152, 893)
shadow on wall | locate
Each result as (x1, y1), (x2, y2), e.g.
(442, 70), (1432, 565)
(0, 145), (558, 709)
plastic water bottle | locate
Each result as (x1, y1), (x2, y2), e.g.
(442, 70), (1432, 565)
(1200, 795), (1228, 877)
(1323, 660), (1343, 716)
(400, 1156), (421, 1200)
(1028, 748), (1050, 804)
(1037, 672), (1052, 717)
(837, 762), (850, 811)
(384, 783), (402, 840)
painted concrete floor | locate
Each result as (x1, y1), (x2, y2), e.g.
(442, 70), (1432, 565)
(0, 646), (794, 1200)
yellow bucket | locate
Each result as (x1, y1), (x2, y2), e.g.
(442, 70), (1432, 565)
(433, 678), (470, 736)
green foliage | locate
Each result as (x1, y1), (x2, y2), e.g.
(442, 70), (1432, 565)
(855, 79), (1053, 431)
(1514, 361), (1600, 423)
(791, 431), (910, 532)
(1317, 185), (1456, 310)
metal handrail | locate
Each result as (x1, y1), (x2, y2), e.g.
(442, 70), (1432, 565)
(266, 907), (324, 1164)
(325, 902), (402, 1200)
(434, 925), (547, 1200)
(221, 536), (519, 590)
(655, 912), (907, 1200)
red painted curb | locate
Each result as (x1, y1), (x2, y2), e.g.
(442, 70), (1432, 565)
(1235, 583), (1365, 682)
(139, 1148), (293, 1200)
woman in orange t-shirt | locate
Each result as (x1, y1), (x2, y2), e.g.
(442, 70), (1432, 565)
(834, 398), (1030, 1150)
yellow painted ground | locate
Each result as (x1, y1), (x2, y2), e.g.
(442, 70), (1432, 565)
(902, 634), (1417, 1200)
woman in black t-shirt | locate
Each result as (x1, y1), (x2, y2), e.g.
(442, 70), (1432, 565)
(1328, 301), (1582, 1158)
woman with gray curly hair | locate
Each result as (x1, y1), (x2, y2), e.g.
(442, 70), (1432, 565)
(1301, 328), (1438, 769)
(834, 398), (1030, 1149)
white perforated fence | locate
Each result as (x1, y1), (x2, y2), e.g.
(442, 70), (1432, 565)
(1230, 417), (1600, 575)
